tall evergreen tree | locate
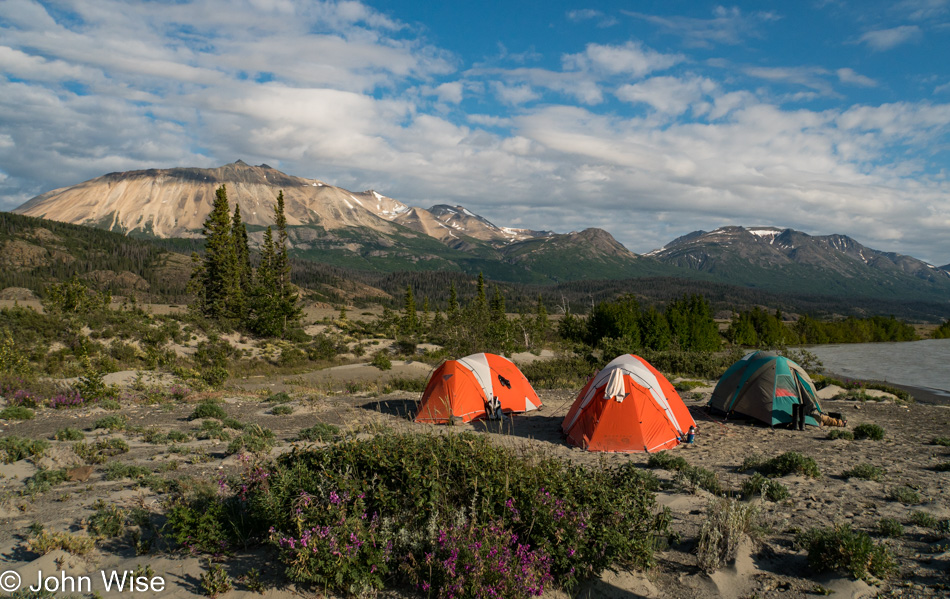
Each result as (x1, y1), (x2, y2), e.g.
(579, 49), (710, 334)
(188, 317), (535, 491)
(247, 191), (301, 337)
(231, 203), (252, 319)
(199, 185), (239, 321)
(402, 284), (418, 334)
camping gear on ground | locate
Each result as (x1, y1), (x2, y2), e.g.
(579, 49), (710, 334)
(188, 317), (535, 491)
(414, 353), (542, 424)
(708, 351), (823, 427)
(561, 354), (696, 453)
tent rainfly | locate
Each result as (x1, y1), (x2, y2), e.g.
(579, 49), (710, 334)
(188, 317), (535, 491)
(414, 353), (542, 424)
(708, 351), (823, 427)
(561, 354), (695, 453)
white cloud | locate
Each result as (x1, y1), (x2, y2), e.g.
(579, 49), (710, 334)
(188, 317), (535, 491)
(616, 76), (717, 116)
(2, 0), (950, 265)
(837, 68), (877, 87)
(622, 6), (780, 48)
(563, 42), (684, 78)
(858, 25), (922, 51)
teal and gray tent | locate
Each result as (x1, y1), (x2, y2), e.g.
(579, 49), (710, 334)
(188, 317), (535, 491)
(708, 351), (822, 427)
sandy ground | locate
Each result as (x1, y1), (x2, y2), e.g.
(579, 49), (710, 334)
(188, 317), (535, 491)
(1, 364), (948, 599)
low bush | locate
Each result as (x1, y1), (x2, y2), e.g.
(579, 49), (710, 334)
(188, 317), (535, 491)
(73, 438), (130, 464)
(225, 425), (276, 456)
(23, 468), (68, 496)
(383, 376), (427, 393)
(648, 451), (722, 495)
(370, 350), (392, 371)
(92, 414), (127, 431)
(853, 423), (885, 441)
(168, 432), (670, 596)
(886, 486), (921, 505)
(743, 452), (821, 479)
(189, 400), (228, 421)
(265, 391), (292, 404)
(796, 524), (895, 580)
(827, 430), (854, 441)
(932, 462), (950, 472)
(54, 427), (84, 441)
(88, 500), (127, 538)
(843, 464), (885, 482)
(26, 529), (96, 556)
(105, 461), (152, 481)
(0, 435), (50, 463)
(932, 437), (950, 447)
(271, 405), (293, 416)
(697, 497), (760, 573)
(910, 511), (938, 528)
(741, 473), (790, 502)
(0, 405), (35, 420)
(297, 422), (340, 442)
(877, 518), (903, 538)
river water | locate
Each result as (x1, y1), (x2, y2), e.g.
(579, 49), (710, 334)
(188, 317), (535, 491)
(803, 338), (950, 398)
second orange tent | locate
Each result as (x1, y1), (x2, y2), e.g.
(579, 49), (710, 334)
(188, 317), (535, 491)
(562, 354), (695, 453)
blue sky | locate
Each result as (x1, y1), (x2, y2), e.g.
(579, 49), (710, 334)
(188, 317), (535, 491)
(2, 0), (949, 263)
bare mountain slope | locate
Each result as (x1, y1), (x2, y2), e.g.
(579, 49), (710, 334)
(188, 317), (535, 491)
(15, 160), (411, 238)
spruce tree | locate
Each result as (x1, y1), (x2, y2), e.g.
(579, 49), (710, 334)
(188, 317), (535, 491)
(248, 227), (281, 336)
(200, 185), (239, 322)
(402, 284), (418, 335)
(231, 203), (252, 319)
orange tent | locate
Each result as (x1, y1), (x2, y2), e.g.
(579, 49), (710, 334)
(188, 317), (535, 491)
(561, 354), (695, 453)
(414, 353), (542, 424)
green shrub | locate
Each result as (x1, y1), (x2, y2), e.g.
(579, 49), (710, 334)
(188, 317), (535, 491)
(200, 562), (233, 598)
(796, 524), (895, 580)
(877, 518), (903, 538)
(27, 529), (95, 556)
(648, 451), (723, 494)
(23, 468), (68, 496)
(266, 391), (292, 404)
(99, 399), (122, 410)
(105, 461), (152, 481)
(853, 423), (885, 441)
(297, 422), (340, 442)
(190, 400), (227, 420)
(88, 500), (126, 538)
(383, 376), (427, 393)
(910, 511), (938, 528)
(741, 473), (790, 501)
(73, 438), (129, 464)
(170, 432), (670, 595)
(194, 420), (231, 441)
(932, 437), (950, 447)
(843, 464), (885, 482)
(827, 429), (854, 441)
(271, 405), (293, 416)
(54, 427), (84, 441)
(697, 497), (760, 573)
(886, 486), (921, 504)
(647, 451), (689, 471)
(370, 350), (392, 371)
(225, 425), (276, 456)
(0, 405), (35, 420)
(92, 414), (126, 431)
(933, 461), (950, 472)
(0, 435), (50, 463)
(745, 452), (821, 478)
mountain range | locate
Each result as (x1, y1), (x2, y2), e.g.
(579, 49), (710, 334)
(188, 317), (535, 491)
(11, 160), (950, 308)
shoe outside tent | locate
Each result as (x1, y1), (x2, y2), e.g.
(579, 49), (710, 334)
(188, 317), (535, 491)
(414, 353), (542, 424)
(561, 354), (695, 453)
(708, 351), (823, 427)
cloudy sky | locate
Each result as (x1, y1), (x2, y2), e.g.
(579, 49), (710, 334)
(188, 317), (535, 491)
(2, 0), (950, 264)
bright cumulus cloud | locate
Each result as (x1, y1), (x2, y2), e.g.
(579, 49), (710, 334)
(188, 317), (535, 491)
(1, 0), (950, 264)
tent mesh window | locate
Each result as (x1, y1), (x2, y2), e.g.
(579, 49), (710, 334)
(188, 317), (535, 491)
(775, 374), (797, 397)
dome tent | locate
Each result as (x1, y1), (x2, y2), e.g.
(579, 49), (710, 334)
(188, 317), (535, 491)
(414, 353), (542, 424)
(708, 351), (823, 427)
(561, 354), (695, 453)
